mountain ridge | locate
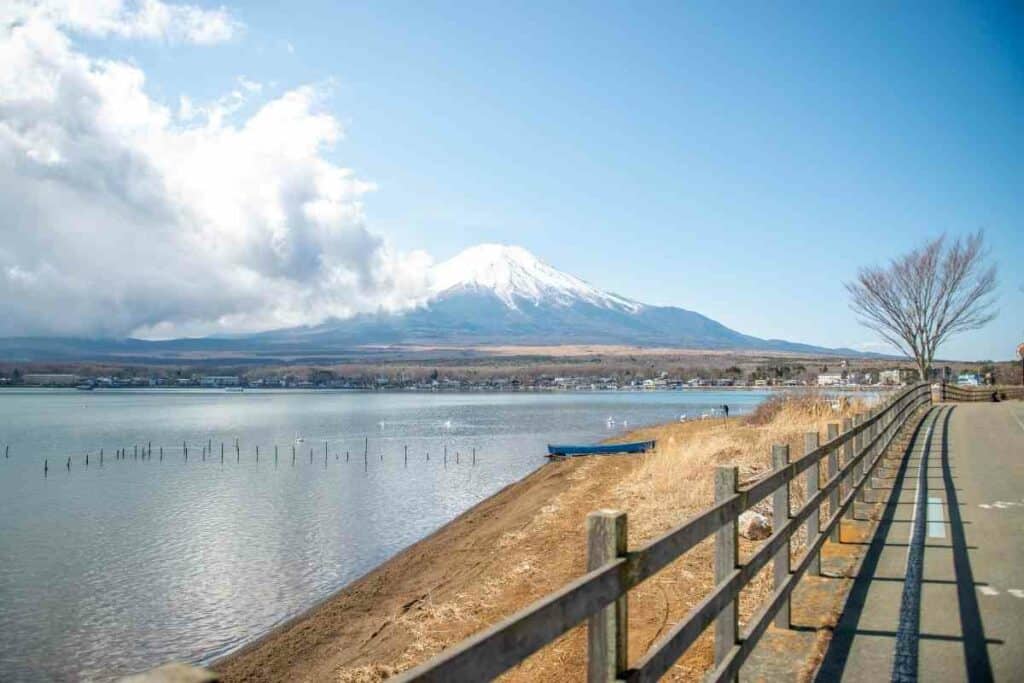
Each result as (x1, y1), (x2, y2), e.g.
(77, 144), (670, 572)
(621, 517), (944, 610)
(0, 244), (862, 360)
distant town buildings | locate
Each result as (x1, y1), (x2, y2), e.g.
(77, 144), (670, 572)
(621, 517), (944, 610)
(199, 376), (240, 388)
(1, 361), (1003, 393)
(22, 373), (79, 386)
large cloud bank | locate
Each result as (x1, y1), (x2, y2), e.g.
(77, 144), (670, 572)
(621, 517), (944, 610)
(0, 1), (431, 338)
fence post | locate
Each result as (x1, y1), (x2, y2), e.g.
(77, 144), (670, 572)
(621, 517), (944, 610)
(826, 423), (839, 542)
(772, 445), (791, 628)
(839, 417), (856, 524)
(804, 433), (821, 577)
(854, 414), (866, 502)
(714, 466), (739, 673)
(871, 408), (883, 481)
(587, 510), (627, 683)
(842, 417), (855, 518)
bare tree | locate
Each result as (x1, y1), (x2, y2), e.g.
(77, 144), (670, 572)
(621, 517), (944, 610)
(846, 231), (998, 380)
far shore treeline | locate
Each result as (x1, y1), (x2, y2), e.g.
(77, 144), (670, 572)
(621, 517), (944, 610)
(0, 349), (1017, 391)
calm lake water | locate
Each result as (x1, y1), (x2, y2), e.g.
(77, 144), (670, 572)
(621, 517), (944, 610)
(0, 388), (770, 681)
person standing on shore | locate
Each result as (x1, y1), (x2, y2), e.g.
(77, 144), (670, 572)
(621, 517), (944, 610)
(722, 404), (729, 418)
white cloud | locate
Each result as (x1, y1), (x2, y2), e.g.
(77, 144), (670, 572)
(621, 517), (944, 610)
(0, 5), (432, 338)
(3, 0), (241, 44)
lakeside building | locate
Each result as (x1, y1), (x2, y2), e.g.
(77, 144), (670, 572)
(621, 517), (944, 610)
(879, 368), (919, 386)
(199, 376), (240, 388)
(816, 373), (845, 387)
(22, 373), (79, 386)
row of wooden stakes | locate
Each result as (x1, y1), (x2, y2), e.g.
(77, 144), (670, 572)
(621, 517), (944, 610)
(36, 440), (478, 475)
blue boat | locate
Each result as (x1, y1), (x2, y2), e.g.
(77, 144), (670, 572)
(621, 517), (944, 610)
(546, 440), (656, 457)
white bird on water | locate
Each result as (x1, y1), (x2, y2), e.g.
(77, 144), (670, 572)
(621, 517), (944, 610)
(606, 416), (615, 428)
(294, 433), (304, 443)
(443, 419), (452, 430)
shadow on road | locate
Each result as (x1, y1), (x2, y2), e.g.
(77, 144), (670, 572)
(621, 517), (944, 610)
(814, 405), (994, 682)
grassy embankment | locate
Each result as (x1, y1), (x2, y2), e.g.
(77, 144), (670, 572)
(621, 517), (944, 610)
(217, 393), (875, 683)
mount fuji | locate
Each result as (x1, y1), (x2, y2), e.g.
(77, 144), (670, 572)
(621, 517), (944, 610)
(252, 244), (842, 354)
(0, 244), (851, 360)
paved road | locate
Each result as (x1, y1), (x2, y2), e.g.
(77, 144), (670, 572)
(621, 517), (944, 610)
(817, 401), (1024, 682)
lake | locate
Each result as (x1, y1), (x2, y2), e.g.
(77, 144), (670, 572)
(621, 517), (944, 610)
(0, 388), (770, 681)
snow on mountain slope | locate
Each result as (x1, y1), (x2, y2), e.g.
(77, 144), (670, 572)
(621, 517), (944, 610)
(429, 244), (642, 312)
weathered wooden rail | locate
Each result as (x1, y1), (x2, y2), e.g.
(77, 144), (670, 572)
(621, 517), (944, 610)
(395, 382), (935, 682)
(936, 382), (1024, 402)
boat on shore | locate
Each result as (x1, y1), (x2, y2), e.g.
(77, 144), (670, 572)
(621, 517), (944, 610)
(546, 440), (655, 457)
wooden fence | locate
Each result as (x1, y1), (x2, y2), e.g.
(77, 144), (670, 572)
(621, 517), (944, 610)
(937, 382), (1024, 402)
(396, 382), (934, 682)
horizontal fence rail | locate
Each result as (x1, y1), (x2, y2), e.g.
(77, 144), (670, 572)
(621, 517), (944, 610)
(395, 382), (939, 682)
(938, 383), (1024, 402)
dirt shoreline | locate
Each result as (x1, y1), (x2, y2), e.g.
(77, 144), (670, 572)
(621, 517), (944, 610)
(214, 399), (877, 682)
(215, 450), (648, 681)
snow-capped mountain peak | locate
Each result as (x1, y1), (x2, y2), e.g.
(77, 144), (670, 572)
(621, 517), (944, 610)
(430, 244), (642, 312)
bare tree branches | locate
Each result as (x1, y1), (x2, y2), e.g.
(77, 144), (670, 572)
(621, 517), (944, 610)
(845, 231), (998, 379)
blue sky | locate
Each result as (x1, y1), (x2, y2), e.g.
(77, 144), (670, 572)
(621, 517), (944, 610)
(8, 1), (1023, 359)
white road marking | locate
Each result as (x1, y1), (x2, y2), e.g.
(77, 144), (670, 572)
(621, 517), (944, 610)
(979, 586), (1000, 596)
(994, 502), (1013, 509)
(979, 504), (992, 509)
(906, 418), (935, 571)
(1009, 589), (1024, 599)
(927, 497), (946, 538)
(1011, 410), (1024, 434)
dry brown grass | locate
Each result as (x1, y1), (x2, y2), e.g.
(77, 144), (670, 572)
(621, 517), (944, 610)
(329, 393), (881, 682)
(616, 392), (872, 543)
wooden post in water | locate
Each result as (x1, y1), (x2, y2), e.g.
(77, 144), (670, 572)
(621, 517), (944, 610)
(805, 432), (821, 576)
(364, 437), (368, 462)
(44, 459), (48, 476)
(309, 448), (313, 464)
(714, 466), (739, 676)
(456, 451), (460, 464)
(827, 422), (840, 542)
(345, 450), (349, 462)
(772, 444), (791, 628)
(66, 455), (71, 471)
(586, 510), (628, 682)
(473, 447), (476, 465)
(86, 453), (89, 467)
(100, 450), (103, 466)
(292, 445), (295, 465)
(256, 445), (259, 463)
(275, 445), (278, 466)
(4, 444), (8, 458)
